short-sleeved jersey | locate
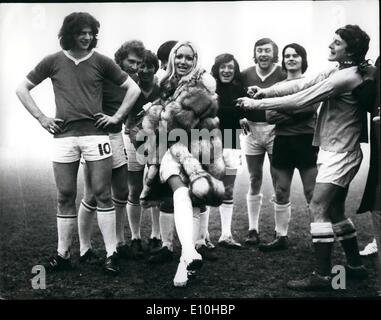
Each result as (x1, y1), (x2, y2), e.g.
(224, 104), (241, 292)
(102, 79), (128, 133)
(27, 50), (128, 137)
(125, 83), (161, 132)
(241, 65), (286, 122)
(273, 78), (318, 136)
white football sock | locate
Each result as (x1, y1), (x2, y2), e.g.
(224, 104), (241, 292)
(219, 201), (233, 239)
(97, 207), (117, 257)
(127, 201), (141, 240)
(247, 193), (263, 232)
(193, 207), (202, 247)
(274, 202), (291, 236)
(78, 200), (96, 256)
(198, 208), (209, 246)
(113, 198), (128, 247)
(57, 215), (77, 259)
(150, 206), (161, 239)
(159, 212), (175, 251)
(203, 207), (211, 241)
(173, 187), (200, 260)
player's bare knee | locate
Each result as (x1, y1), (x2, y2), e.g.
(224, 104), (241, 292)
(224, 185), (234, 200)
(83, 194), (97, 208)
(57, 188), (76, 206)
(310, 200), (329, 222)
(304, 189), (314, 204)
(93, 189), (112, 207)
(128, 186), (141, 203)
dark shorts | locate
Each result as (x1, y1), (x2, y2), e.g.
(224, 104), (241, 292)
(272, 134), (318, 170)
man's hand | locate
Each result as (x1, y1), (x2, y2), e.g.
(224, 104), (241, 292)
(94, 113), (120, 129)
(253, 89), (266, 99)
(247, 86), (260, 98)
(239, 118), (250, 135)
(236, 97), (256, 110)
(38, 115), (64, 134)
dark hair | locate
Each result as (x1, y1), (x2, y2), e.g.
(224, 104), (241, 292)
(254, 38), (279, 63)
(58, 12), (100, 50)
(142, 50), (159, 73)
(335, 25), (370, 65)
(114, 40), (145, 67)
(211, 53), (241, 85)
(157, 40), (178, 63)
(281, 43), (308, 74)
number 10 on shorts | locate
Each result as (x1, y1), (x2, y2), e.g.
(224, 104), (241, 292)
(98, 142), (111, 156)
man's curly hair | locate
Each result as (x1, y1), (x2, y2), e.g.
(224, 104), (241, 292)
(114, 40), (145, 68)
(58, 12), (100, 51)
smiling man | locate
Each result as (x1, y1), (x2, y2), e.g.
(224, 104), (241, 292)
(237, 25), (372, 290)
(240, 38), (286, 246)
(16, 12), (140, 275)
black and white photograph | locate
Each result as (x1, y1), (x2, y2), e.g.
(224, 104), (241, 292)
(0, 0), (380, 305)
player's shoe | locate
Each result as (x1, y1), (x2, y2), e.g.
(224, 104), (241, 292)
(244, 229), (260, 245)
(345, 264), (368, 280)
(117, 244), (134, 260)
(258, 235), (288, 252)
(148, 237), (162, 254)
(360, 239), (378, 257)
(218, 235), (242, 249)
(287, 272), (332, 291)
(205, 237), (216, 249)
(196, 244), (218, 261)
(103, 252), (120, 276)
(148, 246), (174, 264)
(130, 239), (144, 258)
(79, 249), (101, 265)
(183, 251), (203, 272)
(44, 255), (72, 272)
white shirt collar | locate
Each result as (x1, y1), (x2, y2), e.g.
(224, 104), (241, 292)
(63, 49), (94, 66)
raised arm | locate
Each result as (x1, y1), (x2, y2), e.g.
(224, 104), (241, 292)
(16, 79), (63, 134)
(238, 67), (363, 112)
(256, 66), (338, 98)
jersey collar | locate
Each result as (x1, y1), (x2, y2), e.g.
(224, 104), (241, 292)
(63, 49), (95, 66)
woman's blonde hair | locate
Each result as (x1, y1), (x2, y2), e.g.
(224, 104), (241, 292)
(160, 41), (202, 87)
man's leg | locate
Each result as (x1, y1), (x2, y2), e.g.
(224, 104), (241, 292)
(245, 153), (265, 244)
(287, 183), (338, 290)
(111, 164), (129, 251)
(259, 166), (293, 252)
(299, 166), (318, 205)
(329, 187), (366, 277)
(218, 174), (241, 248)
(126, 170), (144, 257)
(47, 161), (79, 270)
(78, 163), (98, 259)
(148, 197), (175, 263)
(86, 158), (116, 258)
